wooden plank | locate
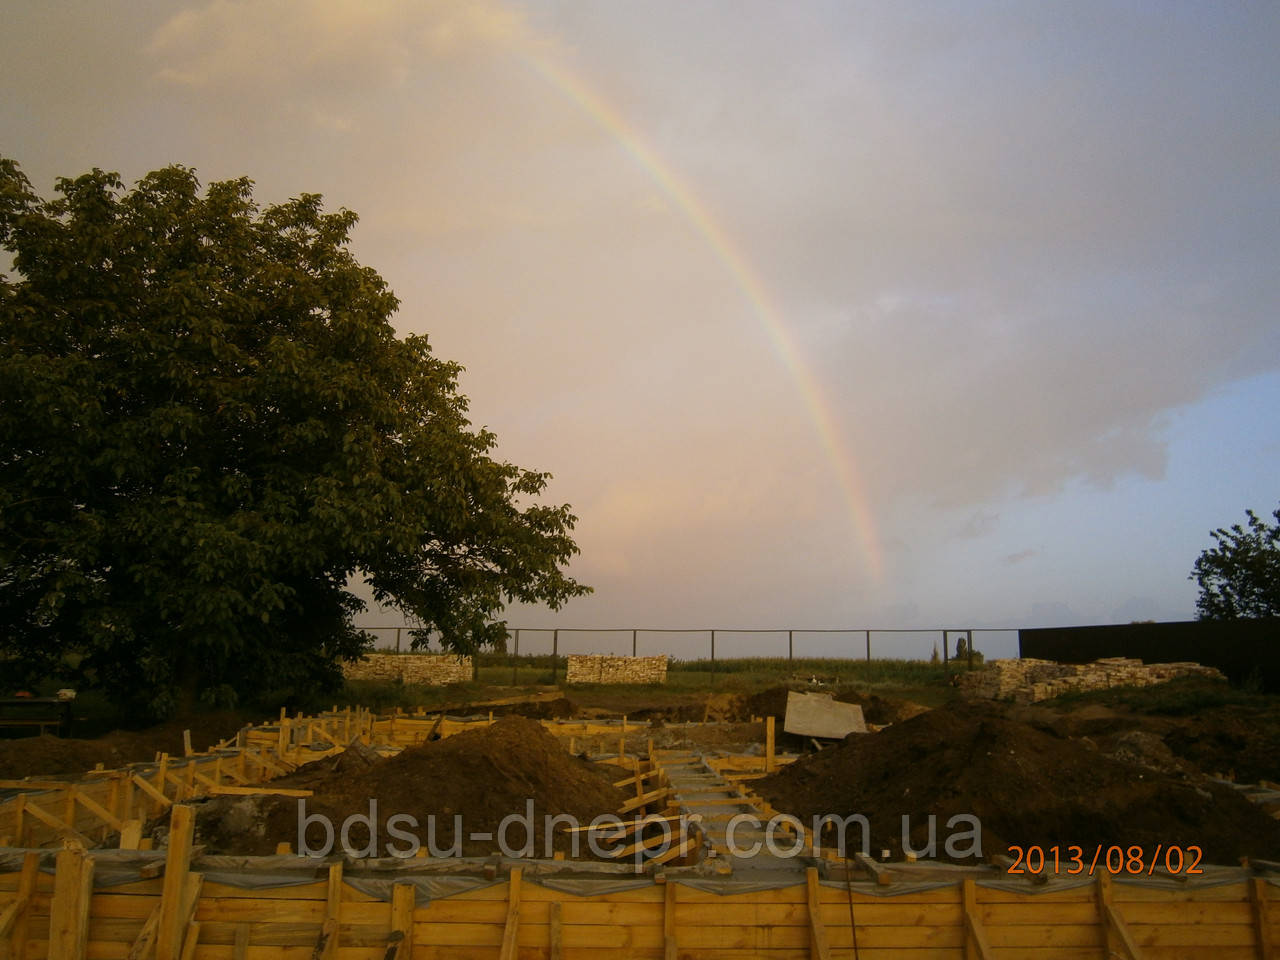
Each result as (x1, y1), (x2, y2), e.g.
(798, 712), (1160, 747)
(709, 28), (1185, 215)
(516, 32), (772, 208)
(547, 900), (562, 960)
(1250, 878), (1273, 960)
(498, 869), (521, 960)
(156, 805), (197, 960)
(0, 894), (28, 940)
(48, 846), (94, 960)
(805, 868), (830, 960)
(230, 924), (249, 960)
(119, 819), (145, 850)
(961, 877), (994, 960)
(618, 787), (670, 815)
(389, 883), (413, 960)
(204, 786), (313, 799)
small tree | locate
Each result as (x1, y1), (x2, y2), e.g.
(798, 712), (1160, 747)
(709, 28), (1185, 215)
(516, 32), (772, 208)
(0, 159), (590, 715)
(1190, 505), (1280, 620)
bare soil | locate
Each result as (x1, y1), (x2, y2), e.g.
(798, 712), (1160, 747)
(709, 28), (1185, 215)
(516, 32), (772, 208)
(0, 711), (255, 780)
(189, 716), (626, 858)
(755, 698), (1280, 865)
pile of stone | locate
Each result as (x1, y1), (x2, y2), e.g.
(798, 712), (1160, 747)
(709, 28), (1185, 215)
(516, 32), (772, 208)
(342, 653), (473, 685)
(564, 654), (668, 685)
(956, 657), (1224, 704)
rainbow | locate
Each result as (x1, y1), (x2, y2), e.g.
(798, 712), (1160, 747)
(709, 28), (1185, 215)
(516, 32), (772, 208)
(525, 55), (884, 581)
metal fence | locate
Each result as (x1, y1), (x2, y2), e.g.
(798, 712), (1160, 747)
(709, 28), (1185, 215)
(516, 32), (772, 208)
(357, 625), (1020, 665)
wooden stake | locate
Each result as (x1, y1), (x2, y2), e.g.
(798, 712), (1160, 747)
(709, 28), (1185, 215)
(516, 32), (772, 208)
(315, 861), (343, 960)
(549, 900), (563, 960)
(1250, 877), (1273, 960)
(156, 804), (196, 960)
(766, 716), (776, 773)
(663, 882), (677, 960)
(119, 819), (144, 850)
(182, 730), (193, 758)
(391, 882), (414, 960)
(805, 867), (831, 960)
(48, 845), (94, 960)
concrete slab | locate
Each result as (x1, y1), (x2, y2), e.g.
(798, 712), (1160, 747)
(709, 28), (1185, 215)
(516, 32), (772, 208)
(783, 690), (866, 739)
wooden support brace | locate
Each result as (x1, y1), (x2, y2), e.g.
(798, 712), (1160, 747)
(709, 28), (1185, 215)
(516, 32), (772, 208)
(231, 924), (249, 960)
(48, 845), (94, 960)
(805, 867), (832, 960)
(72, 785), (125, 832)
(962, 877), (995, 960)
(0, 895), (29, 940)
(5, 851), (39, 960)
(126, 903), (162, 960)
(1097, 872), (1144, 960)
(20, 798), (93, 847)
(1249, 877), (1273, 960)
(132, 774), (174, 810)
(498, 868), (522, 960)
(766, 715), (776, 772)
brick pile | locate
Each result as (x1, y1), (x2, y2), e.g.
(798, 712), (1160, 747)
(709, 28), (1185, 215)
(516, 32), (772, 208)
(342, 653), (473, 686)
(565, 655), (668, 685)
(955, 657), (1224, 704)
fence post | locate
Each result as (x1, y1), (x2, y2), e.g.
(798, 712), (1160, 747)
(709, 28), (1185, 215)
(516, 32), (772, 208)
(632, 629), (638, 657)
(710, 630), (716, 683)
(942, 630), (949, 667)
(512, 629), (520, 686)
(395, 627), (401, 653)
(967, 629), (974, 670)
(788, 630), (793, 660)
(552, 630), (559, 683)
(865, 630), (871, 661)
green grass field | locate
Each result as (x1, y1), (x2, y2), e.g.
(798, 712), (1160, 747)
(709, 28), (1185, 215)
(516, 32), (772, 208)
(333, 654), (966, 713)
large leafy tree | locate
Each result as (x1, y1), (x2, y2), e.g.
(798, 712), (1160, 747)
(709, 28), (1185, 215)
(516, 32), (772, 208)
(0, 159), (589, 714)
(1190, 504), (1280, 620)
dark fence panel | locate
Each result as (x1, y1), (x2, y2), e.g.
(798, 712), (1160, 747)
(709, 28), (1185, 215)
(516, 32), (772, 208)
(1018, 619), (1280, 692)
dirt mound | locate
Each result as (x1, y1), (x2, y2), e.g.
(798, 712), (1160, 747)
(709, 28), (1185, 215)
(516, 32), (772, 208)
(756, 700), (1280, 865)
(0, 711), (253, 779)
(195, 716), (626, 858)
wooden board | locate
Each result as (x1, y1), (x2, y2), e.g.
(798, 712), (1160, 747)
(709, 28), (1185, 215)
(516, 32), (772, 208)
(783, 691), (866, 740)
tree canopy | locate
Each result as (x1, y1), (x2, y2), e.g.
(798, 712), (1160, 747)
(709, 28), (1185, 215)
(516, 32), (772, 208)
(1190, 504), (1280, 620)
(0, 159), (589, 714)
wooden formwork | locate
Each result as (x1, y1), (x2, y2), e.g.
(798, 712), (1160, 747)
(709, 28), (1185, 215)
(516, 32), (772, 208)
(2, 708), (1278, 958)
(0, 830), (1277, 960)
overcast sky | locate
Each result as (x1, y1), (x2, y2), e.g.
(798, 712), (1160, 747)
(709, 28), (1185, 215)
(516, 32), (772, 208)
(4, 1), (1278, 659)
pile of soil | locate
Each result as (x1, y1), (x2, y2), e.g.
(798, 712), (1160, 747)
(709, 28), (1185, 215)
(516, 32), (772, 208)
(755, 700), (1280, 865)
(1017, 698), (1280, 785)
(0, 711), (254, 780)
(193, 716), (626, 858)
